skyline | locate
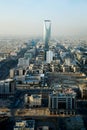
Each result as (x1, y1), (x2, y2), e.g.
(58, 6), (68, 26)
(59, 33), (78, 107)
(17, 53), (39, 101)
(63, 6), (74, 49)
(0, 0), (87, 37)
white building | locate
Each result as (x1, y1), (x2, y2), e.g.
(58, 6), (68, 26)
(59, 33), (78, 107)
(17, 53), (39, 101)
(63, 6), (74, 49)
(46, 50), (53, 63)
(18, 58), (29, 67)
(24, 94), (28, 104)
(65, 58), (71, 66)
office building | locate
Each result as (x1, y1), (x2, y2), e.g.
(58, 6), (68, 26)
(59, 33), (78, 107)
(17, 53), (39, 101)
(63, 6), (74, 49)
(44, 20), (51, 60)
(10, 67), (26, 78)
(48, 88), (76, 115)
(0, 79), (16, 98)
(18, 58), (29, 67)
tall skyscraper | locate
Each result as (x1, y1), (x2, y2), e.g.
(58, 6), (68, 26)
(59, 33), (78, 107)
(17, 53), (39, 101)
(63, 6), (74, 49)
(44, 20), (51, 60)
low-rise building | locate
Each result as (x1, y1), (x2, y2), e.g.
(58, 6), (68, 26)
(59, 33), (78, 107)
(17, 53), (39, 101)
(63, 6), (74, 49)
(29, 94), (42, 107)
(24, 94), (42, 107)
(10, 67), (26, 78)
(14, 120), (35, 130)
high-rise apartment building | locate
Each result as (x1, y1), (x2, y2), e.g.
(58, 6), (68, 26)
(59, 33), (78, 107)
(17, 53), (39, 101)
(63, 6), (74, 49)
(46, 50), (53, 63)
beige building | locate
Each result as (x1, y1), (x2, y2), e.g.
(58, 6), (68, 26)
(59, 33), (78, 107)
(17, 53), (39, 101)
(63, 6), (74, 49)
(29, 94), (42, 107)
(14, 120), (35, 130)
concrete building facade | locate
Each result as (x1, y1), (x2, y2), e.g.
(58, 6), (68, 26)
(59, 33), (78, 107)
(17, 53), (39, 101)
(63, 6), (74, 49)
(46, 50), (53, 63)
(48, 89), (76, 115)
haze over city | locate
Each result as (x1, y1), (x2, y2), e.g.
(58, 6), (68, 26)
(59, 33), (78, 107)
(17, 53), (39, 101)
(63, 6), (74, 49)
(0, 0), (87, 37)
(0, 0), (87, 130)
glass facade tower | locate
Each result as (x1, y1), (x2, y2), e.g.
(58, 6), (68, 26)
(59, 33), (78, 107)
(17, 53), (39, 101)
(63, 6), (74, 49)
(44, 20), (51, 60)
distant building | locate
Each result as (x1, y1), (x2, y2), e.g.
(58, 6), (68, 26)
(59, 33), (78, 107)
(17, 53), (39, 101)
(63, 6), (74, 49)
(82, 57), (87, 65)
(44, 20), (51, 60)
(14, 120), (35, 130)
(24, 52), (33, 59)
(65, 58), (72, 66)
(18, 58), (29, 67)
(46, 50), (53, 63)
(48, 88), (76, 115)
(24, 94), (29, 104)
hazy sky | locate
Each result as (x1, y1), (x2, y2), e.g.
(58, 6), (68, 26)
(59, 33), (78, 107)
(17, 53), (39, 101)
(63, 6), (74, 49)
(0, 0), (87, 37)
